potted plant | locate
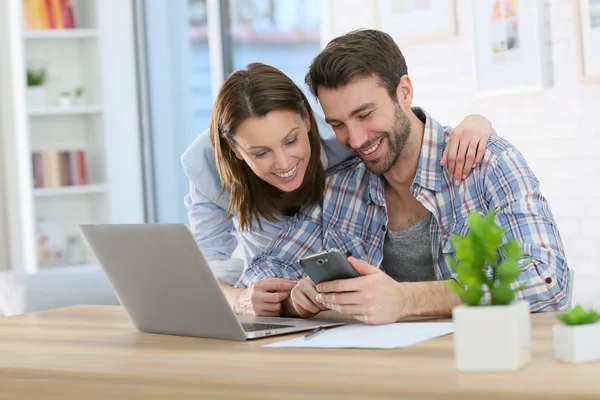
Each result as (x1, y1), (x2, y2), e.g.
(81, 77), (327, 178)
(73, 86), (85, 105)
(553, 305), (600, 364)
(26, 66), (47, 109)
(58, 91), (72, 108)
(448, 210), (531, 372)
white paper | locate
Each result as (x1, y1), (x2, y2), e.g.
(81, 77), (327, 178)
(265, 322), (454, 349)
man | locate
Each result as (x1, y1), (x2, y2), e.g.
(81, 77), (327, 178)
(236, 29), (570, 325)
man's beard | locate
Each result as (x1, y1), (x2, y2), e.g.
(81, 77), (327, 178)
(357, 104), (411, 175)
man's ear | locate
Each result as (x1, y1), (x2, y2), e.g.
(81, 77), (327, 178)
(395, 75), (414, 107)
(227, 139), (244, 160)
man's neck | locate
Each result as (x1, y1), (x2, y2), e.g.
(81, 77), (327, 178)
(383, 111), (425, 195)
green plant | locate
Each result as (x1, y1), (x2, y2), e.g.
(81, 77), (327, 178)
(447, 210), (525, 306)
(74, 87), (84, 97)
(557, 305), (600, 325)
(27, 67), (47, 86)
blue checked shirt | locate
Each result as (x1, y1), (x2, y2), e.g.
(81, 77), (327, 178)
(237, 109), (571, 312)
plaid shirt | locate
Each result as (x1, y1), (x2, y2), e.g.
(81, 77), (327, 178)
(237, 109), (571, 312)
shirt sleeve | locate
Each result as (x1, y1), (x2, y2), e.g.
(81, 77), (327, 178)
(235, 206), (325, 288)
(484, 146), (571, 311)
(184, 180), (244, 285)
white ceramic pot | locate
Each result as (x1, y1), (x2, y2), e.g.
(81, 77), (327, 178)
(452, 299), (531, 372)
(59, 95), (72, 108)
(27, 85), (46, 109)
(553, 322), (600, 363)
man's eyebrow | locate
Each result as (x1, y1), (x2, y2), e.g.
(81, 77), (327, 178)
(246, 126), (299, 150)
(325, 103), (376, 124)
(350, 103), (376, 117)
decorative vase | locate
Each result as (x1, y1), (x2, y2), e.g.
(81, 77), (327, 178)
(58, 94), (73, 108)
(452, 299), (531, 372)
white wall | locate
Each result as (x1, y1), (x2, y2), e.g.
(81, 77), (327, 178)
(324, 0), (600, 288)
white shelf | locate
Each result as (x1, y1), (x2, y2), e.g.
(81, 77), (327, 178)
(28, 105), (103, 117)
(33, 184), (108, 198)
(23, 29), (98, 40)
(40, 263), (99, 270)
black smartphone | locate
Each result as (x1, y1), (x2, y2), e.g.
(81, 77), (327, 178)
(299, 248), (361, 285)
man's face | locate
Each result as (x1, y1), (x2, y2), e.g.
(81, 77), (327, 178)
(318, 76), (411, 175)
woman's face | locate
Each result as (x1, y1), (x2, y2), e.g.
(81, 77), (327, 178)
(230, 109), (312, 193)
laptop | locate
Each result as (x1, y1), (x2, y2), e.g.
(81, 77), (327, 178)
(79, 223), (343, 341)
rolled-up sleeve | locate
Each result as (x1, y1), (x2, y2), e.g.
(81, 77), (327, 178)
(485, 147), (571, 311)
(236, 209), (325, 288)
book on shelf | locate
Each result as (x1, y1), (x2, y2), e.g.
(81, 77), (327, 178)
(31, 149), (88, 189)
(23, 0), (76, 30)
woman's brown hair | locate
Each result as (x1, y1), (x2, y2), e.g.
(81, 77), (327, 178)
(210, 62), (325, 231)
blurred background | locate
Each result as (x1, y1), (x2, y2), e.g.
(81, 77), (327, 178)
(0, 0), (598, 316)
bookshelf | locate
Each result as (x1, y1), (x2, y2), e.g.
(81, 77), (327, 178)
(0, 0), (145, 272)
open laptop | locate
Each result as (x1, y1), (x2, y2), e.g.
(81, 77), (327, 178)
(80, 223), (342, 341)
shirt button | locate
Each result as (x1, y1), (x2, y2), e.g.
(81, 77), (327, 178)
(545, 277), (553, 284)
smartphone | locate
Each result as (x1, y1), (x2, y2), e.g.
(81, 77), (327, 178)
(299, 248), (361, 285)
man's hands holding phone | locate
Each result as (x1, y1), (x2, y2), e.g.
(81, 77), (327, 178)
(292, 256), (408, 325)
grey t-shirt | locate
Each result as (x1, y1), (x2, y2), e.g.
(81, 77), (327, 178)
(381, 214), (436, 282)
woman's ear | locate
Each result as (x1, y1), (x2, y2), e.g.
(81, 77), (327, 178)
(302, 105), (311, 132)
(226, 138), (244, 160)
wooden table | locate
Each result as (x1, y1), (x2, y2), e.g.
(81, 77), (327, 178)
(1, 306), (599, 399)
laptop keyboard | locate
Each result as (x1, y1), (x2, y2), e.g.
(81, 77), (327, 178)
(241, 322), (295, 332)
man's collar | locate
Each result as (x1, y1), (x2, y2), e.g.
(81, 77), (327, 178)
(412, 107), (446, 192)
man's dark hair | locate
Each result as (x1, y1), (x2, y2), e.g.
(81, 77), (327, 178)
(305, 29), (408, 101)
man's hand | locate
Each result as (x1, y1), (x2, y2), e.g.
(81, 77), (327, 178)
(289, 277), (329, 318)
(233, 278), (297, 317)
(315, 257), (410, 325)
(441, 114), (495, 185)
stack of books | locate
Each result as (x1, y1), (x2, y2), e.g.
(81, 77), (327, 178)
(23, 0), (76, 30)
(31, 149), (88, 188)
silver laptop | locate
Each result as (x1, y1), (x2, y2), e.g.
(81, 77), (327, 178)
(80, 223), (342, 341)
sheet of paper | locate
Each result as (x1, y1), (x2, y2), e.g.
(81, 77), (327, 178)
(265, 322), (454, 349)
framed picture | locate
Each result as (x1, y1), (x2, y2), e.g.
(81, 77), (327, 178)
(574, 0), (600, 83)
(472, 0), (553, 95)
(376, 0), (456, 45)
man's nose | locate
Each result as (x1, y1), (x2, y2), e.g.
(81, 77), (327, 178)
(347, 124), (369, 150)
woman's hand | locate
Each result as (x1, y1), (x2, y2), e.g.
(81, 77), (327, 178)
(233, 278), (297, 317)
(441, 114), (496, 185)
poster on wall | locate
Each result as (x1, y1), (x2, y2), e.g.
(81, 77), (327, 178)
(376, 0), (456, 45)
(575, 0), (600, 83)
(472, 0), (552, 95)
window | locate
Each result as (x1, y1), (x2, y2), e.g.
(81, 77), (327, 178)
(140, 0), (321, 224)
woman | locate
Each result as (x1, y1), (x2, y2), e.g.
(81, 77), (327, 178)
(181, 63), (495, 316)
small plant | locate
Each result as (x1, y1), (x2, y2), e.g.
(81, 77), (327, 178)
(27, 67), (47, 87)
(557, 305), (600, 326)
(74, 87), (84, 97)
(447, 210), (525, 306)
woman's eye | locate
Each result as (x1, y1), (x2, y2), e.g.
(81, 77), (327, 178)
(286, 138), (298, 146)
(254, 152), (267, 159)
